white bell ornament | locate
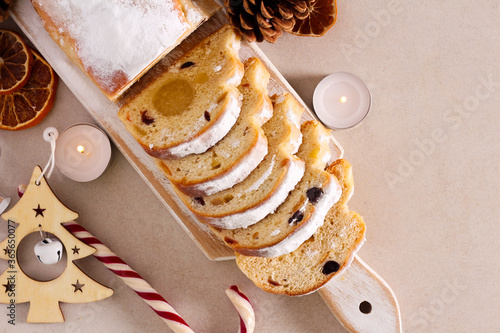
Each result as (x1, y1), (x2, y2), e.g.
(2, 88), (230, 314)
(34, 237), (63, 264)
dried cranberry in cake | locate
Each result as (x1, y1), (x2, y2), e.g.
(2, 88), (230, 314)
(224, 237), (238, 245)
(267, 279), (281, 287)
(322, 260), (340, 275)
(140, 110), (154, 125)
(180, 61), (195, 69)
(288, 210), (304, 224)
(306, 187), (323, 204)
(194, 197), (205, 206)
(204, 111), (211, 121)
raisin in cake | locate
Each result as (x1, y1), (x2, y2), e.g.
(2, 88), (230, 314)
(118, 25), (244, 158)
(31, 0), (220, 101)
(213, 121), (342, 257)
(173, 93), (305, 229)
(156, 57), (272, 196)
(236, 159), (366, 296)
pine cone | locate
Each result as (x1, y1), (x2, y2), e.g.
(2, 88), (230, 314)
(225, 0), (311, 43)
(0, 0), (13, 23)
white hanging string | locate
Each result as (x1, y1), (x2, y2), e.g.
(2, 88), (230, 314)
(39, 224), (47, 241)
(36, 128), (59, 185)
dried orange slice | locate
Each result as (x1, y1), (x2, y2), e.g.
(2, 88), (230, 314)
(0, 30), (33, 94)
(290, 0), (337, 37)
(0, 50), (59, 131)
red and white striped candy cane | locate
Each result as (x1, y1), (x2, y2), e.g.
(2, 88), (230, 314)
(226, 285), (255, 333)
(63, 221), (194, 333)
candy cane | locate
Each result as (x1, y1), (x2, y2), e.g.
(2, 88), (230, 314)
(62, 221), (194, 333)
(226, 285), (255, 333)
(17, 184), (27, 198)
(18, 185), (255, 332)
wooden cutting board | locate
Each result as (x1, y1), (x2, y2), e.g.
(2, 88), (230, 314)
(10, 2), (401, 332)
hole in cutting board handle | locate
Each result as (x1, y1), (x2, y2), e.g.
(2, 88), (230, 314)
(359, 300), (372, 314)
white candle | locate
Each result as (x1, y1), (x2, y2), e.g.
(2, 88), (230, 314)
(0, 196), (10, 215)
(54, 124), (111, 182)
(313, 72), (371, 129)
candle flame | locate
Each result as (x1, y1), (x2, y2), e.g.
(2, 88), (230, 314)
(77, 145), (85, 154)
(340, 96), (347, 103)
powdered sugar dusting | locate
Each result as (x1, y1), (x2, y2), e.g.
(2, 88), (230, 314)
(287, 107), (302, 154)
(287, 108), (301, 130)
(227, 69), (244, 86)
(270, 229), (281, 237)
(199, 159), (305, 229)
(178, 134), (268, 196)
(245, 156), (275, 193)
(274, 93), (286, 105)
(296, 198), (309, 215)
(38, 0), (191, 91)
(237, 174), (342, 257)
(184, 3), (204, 23)
(319, 133), (332, 164)
(231, 139), (241, 148)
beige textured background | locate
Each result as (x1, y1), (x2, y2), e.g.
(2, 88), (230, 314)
(1, 0), (499, 332)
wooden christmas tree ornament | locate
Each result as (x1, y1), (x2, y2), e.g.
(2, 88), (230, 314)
(0, 166), (113, 323)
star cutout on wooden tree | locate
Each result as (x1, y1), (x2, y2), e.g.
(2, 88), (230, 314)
(72, 280), (85, 293)
(72, 246), (80, 254)
(3, 280), (14, 293)
(33, 204), (46, 217)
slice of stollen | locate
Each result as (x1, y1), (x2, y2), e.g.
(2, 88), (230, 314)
(118, 25), (244, 159)
(173, 93), (306, 229)
(156, 57), (273, 196)
(236, 159), (366, 296)
(212, 121), (342, 257)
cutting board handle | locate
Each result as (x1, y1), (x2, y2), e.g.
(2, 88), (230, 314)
(319, 256), (402, 333)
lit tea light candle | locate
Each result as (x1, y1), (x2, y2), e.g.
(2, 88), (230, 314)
(55, 124), (111, 182)
(313, 72), (371, 129)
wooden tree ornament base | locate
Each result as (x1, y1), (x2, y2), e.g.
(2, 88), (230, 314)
(0, 166), (113, 323)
